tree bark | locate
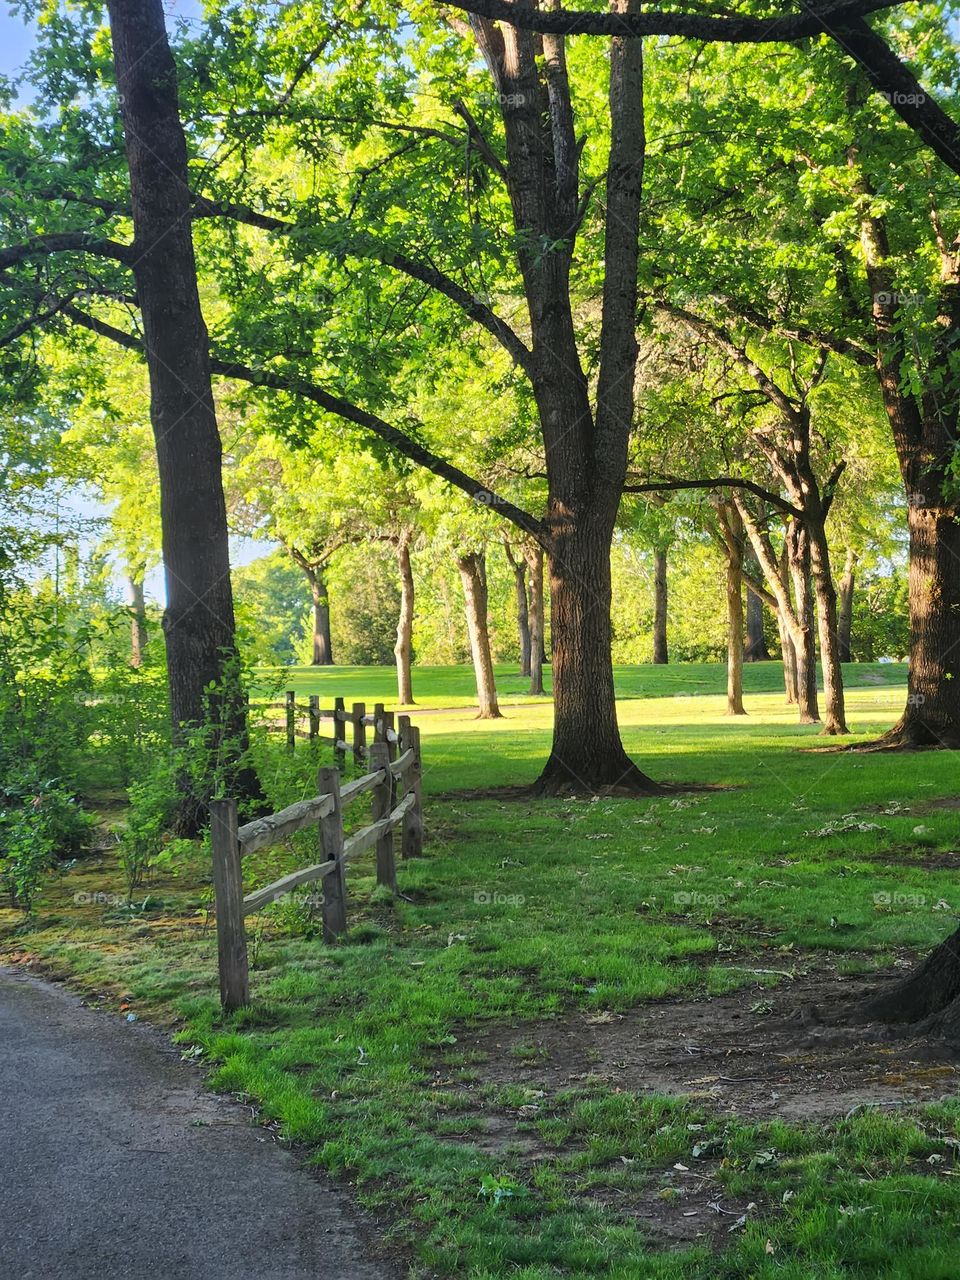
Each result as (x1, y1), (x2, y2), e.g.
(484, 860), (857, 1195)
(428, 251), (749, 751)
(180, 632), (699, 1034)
(504, 542), (531, 675)
(467, 0), (659, 792)
(786, 523), (821, 725)
(395, 535), (415, 706)
(106, 0), (258, 832)
(308, 567), (333, 666)
(853, 167), (960, 747)
(126, 573), (147, 668)
(524, 542), (545, 697)
(837, 547), (856, 663)
(808, 521), (848, 734)
(744, 554), (771, 662)
(652, 547), (668, 664)
(457, 551), (502, 719)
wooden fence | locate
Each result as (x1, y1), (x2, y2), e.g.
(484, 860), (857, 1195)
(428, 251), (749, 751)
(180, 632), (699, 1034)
(251, 693), (404, 771)
(210, 713), (423, 1010)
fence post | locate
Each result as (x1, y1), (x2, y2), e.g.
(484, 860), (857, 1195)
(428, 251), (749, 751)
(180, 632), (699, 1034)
(381, 709), (396, 764)
(285, 689), (296, 753)
(333, 696), (346, 770)
(318, 766), (348, 941)
(373, 702), (385, 743)
(210, 798), (249, 1012)
(369, 741), (397, 892)
(308, 694), (320, 742)
(352, 701), (366, 766)
(402, 724), (423, 860)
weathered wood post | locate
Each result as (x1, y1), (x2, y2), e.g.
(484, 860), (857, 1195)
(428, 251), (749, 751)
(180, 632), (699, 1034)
(381, 709), (396, 764)
(402, 722), (423, 860)
(285, 689), (296, 753)
(369, 741), (397, 892)
(352, 701), (366, 767)
(318, 766), (348, 941)
(373, 702), (385, 743)
(308, 694), (320, 743)
(333, 696), (346, 770)
(209, 798), (249, 1012)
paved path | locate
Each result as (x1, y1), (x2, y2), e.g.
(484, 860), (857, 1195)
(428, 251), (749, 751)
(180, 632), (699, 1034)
(0, 968), (396, 1280)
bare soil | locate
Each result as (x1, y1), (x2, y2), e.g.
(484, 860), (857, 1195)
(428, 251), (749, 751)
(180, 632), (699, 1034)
(431, 960), (960, 1248)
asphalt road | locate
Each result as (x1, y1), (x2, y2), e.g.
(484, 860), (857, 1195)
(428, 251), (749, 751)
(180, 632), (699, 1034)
(0, 967), (396, 1280)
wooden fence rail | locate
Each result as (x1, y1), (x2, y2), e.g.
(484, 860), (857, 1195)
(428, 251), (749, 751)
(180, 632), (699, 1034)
(210, 717), (423, 1010)
(250, 692), (400, 765)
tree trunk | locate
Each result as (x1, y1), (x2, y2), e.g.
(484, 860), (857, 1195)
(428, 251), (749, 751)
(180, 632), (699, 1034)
(883, 508), (960, 746)
(779, 613), (798, 704)
(525, 543), (545, 697)
(787, 525), (820, 725)
(808, 522), (848, 734)
(308, 567), (333, 666)
(107, 0), (258, 832)
(652, 547), (668, 664)
(744, 557), (771, 661)
(126, 573), (147, 669)
(837, 547), (856, 664)
(505, 543), (531, 675)
(535, 516), (660, 794)
(457, 551), (502, 720)
(853, 923), (960, 1042)
(394, 536), (415, 706)
(725, 550), (746, 716)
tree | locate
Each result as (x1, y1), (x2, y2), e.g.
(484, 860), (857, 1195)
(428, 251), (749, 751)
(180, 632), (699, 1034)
(104, 0), (257, 828)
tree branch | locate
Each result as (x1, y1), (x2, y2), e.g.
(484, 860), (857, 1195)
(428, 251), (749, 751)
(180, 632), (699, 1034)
(438, 0), (902, 41)
(59, 303), (545, 542)
(623, 475), (803, 518)
(191, 196), (534, 376)
(0, 233), (132, 269)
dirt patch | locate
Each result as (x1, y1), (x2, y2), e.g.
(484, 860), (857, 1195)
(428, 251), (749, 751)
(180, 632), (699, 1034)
(440, 963), (959, 1126)
(428, 963), (960, 1248)
(860, 848), (960, 871)
(918, 795), (960, 812)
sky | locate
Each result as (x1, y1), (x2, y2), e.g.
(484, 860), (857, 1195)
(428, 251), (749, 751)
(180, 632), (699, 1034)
(1, 1), (271, 603)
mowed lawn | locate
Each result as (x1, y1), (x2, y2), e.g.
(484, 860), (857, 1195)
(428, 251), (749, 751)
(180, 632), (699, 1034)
(6, 661), (960, 1278)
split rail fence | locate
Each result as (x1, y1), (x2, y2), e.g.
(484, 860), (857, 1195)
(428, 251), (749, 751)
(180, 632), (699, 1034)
(251, 692), (400, 769)
(211, 711), (423, 1010)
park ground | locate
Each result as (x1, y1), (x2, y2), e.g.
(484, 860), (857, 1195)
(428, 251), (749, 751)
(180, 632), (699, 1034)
(3, 661), (960, 1278)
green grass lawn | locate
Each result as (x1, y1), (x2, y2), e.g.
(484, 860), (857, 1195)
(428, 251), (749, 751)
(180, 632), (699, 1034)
(251, 658), (909, 710)
(5, 661), (960, 1278)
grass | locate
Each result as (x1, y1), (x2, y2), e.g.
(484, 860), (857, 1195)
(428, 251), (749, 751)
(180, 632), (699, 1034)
(5, 660), (960, 1278)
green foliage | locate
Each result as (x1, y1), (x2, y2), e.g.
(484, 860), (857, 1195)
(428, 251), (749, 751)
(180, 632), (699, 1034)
(116, 757), (181, 899)
(0, 768), (94, 914)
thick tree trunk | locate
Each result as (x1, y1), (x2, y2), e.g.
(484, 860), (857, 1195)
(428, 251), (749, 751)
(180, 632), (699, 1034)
(457, 551), (501, 720)
(652, 547), (668, 665)
(744, 563), (771, 662)
(307, 568), (333, 666)
(808, 523), (848, 734)
(725, 553), (746, 716)
(837, 547), (856, 664)
(126, 573), (147, 668)
(881, 508), (960, 746)
(525, 543), (545, 697)
(535, 516), (661, 794)
(107, 0), (258, 832)
(395, 536), (415, 706)
(853, 924), (960, 1042)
